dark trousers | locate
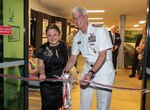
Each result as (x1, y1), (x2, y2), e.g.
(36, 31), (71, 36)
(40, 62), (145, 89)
(137, 60), (143, 77)
(112, 52), (118, 70)
(131, 51), (139, 75)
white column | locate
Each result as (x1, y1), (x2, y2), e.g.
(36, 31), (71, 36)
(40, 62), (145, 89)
(118, 15), (126, 69)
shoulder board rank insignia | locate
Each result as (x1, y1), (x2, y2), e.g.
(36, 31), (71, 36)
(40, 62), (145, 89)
(92, 24), (102, 27)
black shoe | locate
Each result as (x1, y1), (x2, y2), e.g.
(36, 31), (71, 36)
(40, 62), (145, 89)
(129, 74), (135, 78)
(138, 76), (142, 80)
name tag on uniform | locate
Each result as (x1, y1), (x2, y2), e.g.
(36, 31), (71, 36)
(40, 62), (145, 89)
(77, 41), (81, 44)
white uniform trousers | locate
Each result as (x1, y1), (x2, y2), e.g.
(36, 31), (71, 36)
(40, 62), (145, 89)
(80, 62), (114, 110)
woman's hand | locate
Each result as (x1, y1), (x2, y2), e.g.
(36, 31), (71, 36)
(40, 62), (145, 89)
(39, 74), (46, 81)
(62, 68), (68, 74)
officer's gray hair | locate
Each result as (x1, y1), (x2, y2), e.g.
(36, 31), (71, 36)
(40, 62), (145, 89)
(71, 6), (87, 16)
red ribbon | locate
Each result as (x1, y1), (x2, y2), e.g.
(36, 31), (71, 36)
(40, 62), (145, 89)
(0, 74), (149, 93)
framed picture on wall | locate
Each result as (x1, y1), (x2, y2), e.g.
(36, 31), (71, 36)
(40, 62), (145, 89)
(42, 37), (48, 44)
(125, 30), (142, 43)
(67, 22), (71, 35)
(43, 19), (49, 38)
(55, 21), (62, 39)
(8, 25), (20, 42)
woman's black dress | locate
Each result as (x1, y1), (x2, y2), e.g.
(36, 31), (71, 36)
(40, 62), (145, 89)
(37, 41), (68, 110)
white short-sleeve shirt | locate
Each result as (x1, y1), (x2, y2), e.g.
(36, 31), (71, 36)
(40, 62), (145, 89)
(72, 22), (113, 64)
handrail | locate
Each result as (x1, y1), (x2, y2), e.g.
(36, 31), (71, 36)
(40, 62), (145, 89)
(0, 60), (24, 68)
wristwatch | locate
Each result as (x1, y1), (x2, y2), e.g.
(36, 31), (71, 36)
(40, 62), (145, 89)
(89, 70), (96, 79)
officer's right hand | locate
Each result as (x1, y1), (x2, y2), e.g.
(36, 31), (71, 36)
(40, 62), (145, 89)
(80, 72), (92, 86)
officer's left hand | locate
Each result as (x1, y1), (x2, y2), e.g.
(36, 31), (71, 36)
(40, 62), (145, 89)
(80, 72), (92, 86)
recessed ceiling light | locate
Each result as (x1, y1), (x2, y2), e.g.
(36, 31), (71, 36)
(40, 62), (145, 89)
(87, 10), (105, 13)
(91, 22), (104, 24)
(88, 18), (103, 20)
(139, 20), (146, 24)
(133, 24), (139, 27)
(147, 8), (149, 12)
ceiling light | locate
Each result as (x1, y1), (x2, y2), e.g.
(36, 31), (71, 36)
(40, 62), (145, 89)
(147, 7), (149, 12)
(88, 18), (103, 20)
(91, 22), (104, 24)
(139, 20), (146, 24)
(133, 24), (139, 27)
(87, 10), (105, 13)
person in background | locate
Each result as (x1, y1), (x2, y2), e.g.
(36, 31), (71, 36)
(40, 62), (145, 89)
(109, 25), (121, 73)
(28, 45), (39, 86)
(63, 6), (115, 110)
(66, 30), (78, 84)
(37, 24), (68, 110)
(129, 27), (146, 80)
(67, 29), (79, 72)
(67, 29), (77, 49)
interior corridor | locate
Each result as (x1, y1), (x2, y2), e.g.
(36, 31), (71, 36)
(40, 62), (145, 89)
(29, 55), (142, 110)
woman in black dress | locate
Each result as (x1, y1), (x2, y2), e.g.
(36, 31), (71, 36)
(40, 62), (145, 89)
(37, 24), (68, 110)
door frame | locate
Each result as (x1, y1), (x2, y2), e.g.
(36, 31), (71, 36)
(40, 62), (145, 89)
(0, 0), (29, 110)
(141, 0), (150, 109)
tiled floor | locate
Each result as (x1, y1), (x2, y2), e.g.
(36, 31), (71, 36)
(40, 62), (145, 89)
(29, 55), (142, 110)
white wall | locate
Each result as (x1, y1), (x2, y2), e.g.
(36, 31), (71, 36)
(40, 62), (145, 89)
(29, 0), (58, 16)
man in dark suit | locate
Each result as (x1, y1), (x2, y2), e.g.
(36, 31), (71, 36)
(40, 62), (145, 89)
(129, 34), (142, 78)
(129, 27), (146, 79)
(109, 25), (121, 72)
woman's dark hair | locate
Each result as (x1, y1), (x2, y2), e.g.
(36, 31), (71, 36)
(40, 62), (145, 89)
(46, 24), (61, 34)
(28, 45), (35, 50)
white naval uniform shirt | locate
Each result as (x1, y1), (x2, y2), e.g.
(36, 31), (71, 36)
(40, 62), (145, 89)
(72, 22), (115, 85)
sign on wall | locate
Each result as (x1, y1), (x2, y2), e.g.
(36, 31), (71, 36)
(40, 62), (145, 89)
(0, 26), (12, 35)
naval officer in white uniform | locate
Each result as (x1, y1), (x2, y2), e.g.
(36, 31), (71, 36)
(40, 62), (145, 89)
(63, 6), (115, 110)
